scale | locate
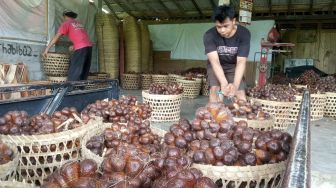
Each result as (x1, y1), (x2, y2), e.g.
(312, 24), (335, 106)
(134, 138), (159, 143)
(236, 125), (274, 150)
(257, 40), (295, 87)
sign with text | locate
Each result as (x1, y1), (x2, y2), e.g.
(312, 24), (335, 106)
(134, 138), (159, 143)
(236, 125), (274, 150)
(0, 40), (45, 80)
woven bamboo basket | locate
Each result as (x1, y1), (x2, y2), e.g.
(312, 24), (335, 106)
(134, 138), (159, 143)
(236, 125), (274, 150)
(47, 76), (67, 83)
(124, 16), (141, 73)
(202, 78), (209, 96)
(233, 116), (274, 131)
(0, 143), (19, 181)
(121, 74), (140, 90)
(139, 22), (150, 73)
(324, 92), (336, 118)
(176, 78), (202, 99)
(0, 118), (102, 185)
(142, 90), (182, 122)
(289, 94), (326, 123)
(81, 122), (162, 171)
(96, 14), (119, 79)
(0, 180), (36, 188)
(42, 53), (69, 77)
(249, 98), (294, 131)
(141, 74), (152, 90)
(86, 73), (110, 90)
(193, 161), (286, 188)
(168, 74), (182, 83)
(151, 74), (169, 85)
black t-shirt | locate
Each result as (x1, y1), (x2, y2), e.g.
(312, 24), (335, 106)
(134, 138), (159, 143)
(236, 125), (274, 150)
(203, 25), (251, 73)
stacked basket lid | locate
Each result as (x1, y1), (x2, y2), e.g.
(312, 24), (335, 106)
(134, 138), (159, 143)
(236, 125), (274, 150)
(121, 73), (140, 90)
(123, 16), (141, 73)
(142, 90), (183, 122)
(177, 78), (202, 99)
(96, 14), (119, 79)
(42, 53), (69, 82)
(141, 74), (152, 90)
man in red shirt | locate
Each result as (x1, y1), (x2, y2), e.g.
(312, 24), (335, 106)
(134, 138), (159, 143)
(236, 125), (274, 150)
(43, 10), (92, 81)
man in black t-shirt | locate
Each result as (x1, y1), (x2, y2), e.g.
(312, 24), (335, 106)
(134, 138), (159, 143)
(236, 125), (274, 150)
(203, 5), (251, 102)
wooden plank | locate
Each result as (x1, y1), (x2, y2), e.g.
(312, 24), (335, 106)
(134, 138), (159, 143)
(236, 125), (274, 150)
(190, 0), (204, 17)
(171, 0), (187, 16)
(113, 0), (136, 17)
(103, 0), (120, 20)
(157, 0), (173, 17)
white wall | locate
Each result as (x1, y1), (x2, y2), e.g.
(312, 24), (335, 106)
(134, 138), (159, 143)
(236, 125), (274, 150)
(149, 20), (275, 62)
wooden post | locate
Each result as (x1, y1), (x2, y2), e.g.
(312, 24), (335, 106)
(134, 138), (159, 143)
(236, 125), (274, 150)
(98, 0), (103, 14)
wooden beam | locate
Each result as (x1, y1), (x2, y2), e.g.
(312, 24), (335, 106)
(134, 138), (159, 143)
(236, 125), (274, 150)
(209, 0), (216, 9)
(309, 0), (314, 14)
(157, 0), (173, 17)
(141, 0), (164, 18)
(268, 0), (272, 14)
(171, 0), (186, 16)
(329, 0), (335, 14)
(287, 0), (292, 13)
(125, 0), (151, 19)
(103, 0), (120, 20)
(190, 0), (204, 17)
(113, 0), (136, 18)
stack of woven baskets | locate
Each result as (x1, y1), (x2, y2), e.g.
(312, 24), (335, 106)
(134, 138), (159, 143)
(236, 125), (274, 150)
(42, 53), (70, 83)
(96, 14), (119, 79)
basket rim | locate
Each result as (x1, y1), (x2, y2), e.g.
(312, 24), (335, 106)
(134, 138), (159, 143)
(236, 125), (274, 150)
(0, 180), (36, 187)
(0, 118), (102, 145)
(142, 90), (183, 99)
(249, 97), (295, 106)
(177, 78), (202, 84)
(192, 160), (286, 176)
(233, 116), (274, 130)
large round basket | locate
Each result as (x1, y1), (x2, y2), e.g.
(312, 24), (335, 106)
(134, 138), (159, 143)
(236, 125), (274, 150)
(0, 119), (101, 185)
(121, 74), (140, 90)
(82, 122), (164, 172)
(86, 73), (110, 90)
(151, 74), (169, 85)
(168, 74), (182, 83)
(324, 92), (336, 119)
(141, 74), (152, 90)
(0, 143), (19, 181)
(176, 78), (202, 99)
(233, 116), (274, 131)
(47, 76), (67, 83)
(193, 161), (286, 188)
(289, 94), (326, 124)
(42, 53), (69, 77)
(249, 98), (294, 131)
(0, 180), (36, 188)
(142, 90), (182, 122)
(201, 78), (209, 96)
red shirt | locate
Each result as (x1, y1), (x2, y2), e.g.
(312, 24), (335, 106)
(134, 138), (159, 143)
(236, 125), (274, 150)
(58, 19), (92, 50)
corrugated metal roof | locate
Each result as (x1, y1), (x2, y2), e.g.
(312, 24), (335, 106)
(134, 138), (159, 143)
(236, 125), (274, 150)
(102, 0), (336, 21)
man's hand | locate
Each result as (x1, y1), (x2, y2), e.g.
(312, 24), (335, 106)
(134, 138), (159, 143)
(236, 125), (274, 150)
(42, 49), (48, 59)
(220, 83), (230, 96)
(69, 45), (74, 52)
(227, 83), (238, 97)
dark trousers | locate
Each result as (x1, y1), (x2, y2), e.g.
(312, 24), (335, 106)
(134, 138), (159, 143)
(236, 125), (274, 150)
(67, 47), (92, 81)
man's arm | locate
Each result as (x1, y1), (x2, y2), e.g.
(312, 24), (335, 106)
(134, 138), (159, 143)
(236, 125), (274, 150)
(207, 51), (229, 94)
(233, 56), (247, 88)
(43, 33), (62, 58)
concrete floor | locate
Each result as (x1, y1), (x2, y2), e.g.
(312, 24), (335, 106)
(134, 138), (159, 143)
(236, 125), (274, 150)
(121, 89), (336, 188)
